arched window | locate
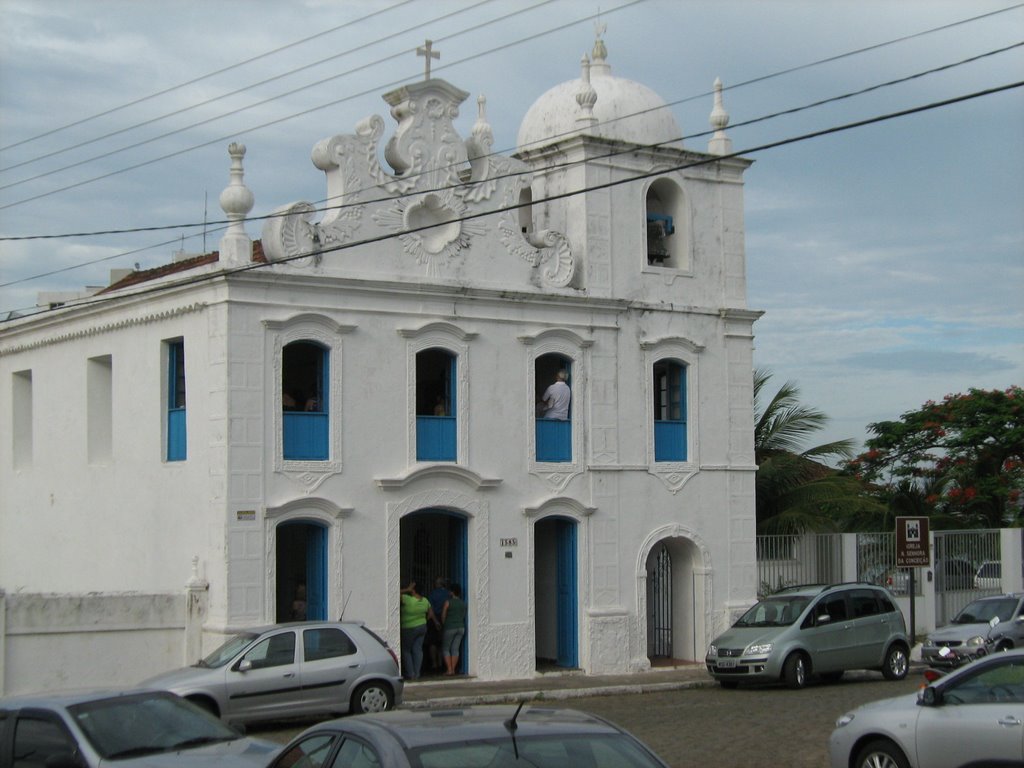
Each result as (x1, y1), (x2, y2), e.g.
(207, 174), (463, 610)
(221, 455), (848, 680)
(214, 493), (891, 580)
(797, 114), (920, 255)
(518, 186), (533, 234)
(282, 341), (329, 460)
(416, 348), (456, 461)
(653, 359), (687, 461)
(535, 353), (572, 462)
(645, 178), (686, 269)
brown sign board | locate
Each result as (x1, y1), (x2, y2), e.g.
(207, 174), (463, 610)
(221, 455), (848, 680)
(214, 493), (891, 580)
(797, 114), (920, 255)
(895, 516), (931, 567)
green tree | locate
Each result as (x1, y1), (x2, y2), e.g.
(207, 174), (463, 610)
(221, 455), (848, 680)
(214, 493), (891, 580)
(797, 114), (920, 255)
(850, 386), (1024, 528)
(754, 369), (874, 534)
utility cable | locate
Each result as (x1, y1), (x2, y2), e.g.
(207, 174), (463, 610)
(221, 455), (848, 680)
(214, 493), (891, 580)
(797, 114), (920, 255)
(2, 40), (1018, 245)
(0, 0), (419, 154)
(0, 0), (642, 209)
(3, 78), (1019, 319)
(0, 0), (509, 176)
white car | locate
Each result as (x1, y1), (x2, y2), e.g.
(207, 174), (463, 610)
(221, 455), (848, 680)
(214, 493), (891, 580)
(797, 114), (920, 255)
(829, 649), (1024, 768)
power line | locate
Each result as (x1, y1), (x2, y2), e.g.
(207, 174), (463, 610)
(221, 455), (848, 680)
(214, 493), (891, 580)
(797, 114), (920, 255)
(4, 1), (1016, 209)
(0, 0), (420, 154)
(4, 79), (1019, 320)
(3, 40), (1018, 245)
(0, 0), (510, 178)
(0, 0), (642, 210)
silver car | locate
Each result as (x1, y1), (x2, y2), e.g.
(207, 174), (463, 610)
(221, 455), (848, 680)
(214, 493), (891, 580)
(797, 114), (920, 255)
(267, 705), (671, 768)
(829, 649), (1024, 768)
(706, 583), (911, 689)
(140, 621), (403, 725)
(921, 593), (1024, 667)
(0, 688), (280, 767)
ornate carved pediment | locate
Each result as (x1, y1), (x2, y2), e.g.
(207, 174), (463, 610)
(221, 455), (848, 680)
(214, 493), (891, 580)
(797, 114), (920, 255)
(260, 76), (576, 288)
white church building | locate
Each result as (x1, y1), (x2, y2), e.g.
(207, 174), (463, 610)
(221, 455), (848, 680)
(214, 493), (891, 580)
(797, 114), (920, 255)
(0, 32), (761, 693)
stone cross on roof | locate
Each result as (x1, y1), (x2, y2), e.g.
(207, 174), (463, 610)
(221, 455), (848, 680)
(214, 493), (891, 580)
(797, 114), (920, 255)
(416, 39), (440, 80)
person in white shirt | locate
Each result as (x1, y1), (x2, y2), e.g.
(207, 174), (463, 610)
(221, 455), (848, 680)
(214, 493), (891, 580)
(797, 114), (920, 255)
(541, 370), (571, 420)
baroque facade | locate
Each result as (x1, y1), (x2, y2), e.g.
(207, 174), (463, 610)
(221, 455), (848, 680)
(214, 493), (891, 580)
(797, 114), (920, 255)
(0, 33), (760, 690)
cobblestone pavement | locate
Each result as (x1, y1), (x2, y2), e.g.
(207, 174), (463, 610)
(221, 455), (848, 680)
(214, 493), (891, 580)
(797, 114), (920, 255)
(250, 664), (925, 767)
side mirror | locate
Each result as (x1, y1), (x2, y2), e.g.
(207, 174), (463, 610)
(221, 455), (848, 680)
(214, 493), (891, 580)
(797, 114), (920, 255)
(237, 659), (252, 673)
(817, 614), (832, 625)
(918, 686), (941, 707)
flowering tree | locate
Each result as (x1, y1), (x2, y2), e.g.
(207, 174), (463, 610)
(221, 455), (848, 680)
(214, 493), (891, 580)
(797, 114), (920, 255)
(849, 386), (1024, 528)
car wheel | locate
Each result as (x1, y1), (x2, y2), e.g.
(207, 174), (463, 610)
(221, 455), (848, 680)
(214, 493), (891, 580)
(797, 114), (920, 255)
(882, 644), (909, 680)
(854, 739), (910, 768)
(782, 653), (808, 689)
(351, 682), (393, 714)
(996, 640), (1014, 652)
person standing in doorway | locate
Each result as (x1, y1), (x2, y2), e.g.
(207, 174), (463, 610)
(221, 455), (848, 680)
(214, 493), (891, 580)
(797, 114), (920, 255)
(441, 583), (467, 676)
(426, 577), (449, 674)
(542, 370), (571, 420)
(399, 579), (435, 680)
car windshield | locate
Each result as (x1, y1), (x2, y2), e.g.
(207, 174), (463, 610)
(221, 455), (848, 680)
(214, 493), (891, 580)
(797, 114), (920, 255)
(413, 734), (664, 768)
(734, 596), (810, 627)
(69, 691), (239, 759)
(199, 632), (259, 668)
(954, 598), (1018, 624)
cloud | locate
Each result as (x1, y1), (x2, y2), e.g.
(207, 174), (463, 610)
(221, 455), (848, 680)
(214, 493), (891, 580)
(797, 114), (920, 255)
(838, 348), (1016, 374)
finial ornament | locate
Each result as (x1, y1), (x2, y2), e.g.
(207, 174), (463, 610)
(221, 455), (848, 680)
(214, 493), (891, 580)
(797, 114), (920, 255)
(576, 54), (597, 123)
(416, 39), (440, 80)
(592, 21), (608, 62)
(708, 78), (733, 155)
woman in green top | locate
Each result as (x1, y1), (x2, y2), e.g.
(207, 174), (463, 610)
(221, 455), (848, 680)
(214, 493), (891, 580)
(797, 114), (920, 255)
(441, 583), (467, 676)
(400, 579), (437, 680)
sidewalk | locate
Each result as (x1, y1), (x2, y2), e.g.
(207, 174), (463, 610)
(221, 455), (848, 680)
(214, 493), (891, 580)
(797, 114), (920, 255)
(400, 649), (928, 709)
(401, 663), (714, 709)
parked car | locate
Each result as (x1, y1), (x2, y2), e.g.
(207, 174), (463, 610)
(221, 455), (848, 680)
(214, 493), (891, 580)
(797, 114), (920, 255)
(975, 560), (1002, 590)
(266, 704), (672, 768)
(829, 649), (1024, 768)
(921, 592), (1024, 667)
(0, 688), (280, 767)
(140, 621), (403, 725)
(705, 583), (910, 689)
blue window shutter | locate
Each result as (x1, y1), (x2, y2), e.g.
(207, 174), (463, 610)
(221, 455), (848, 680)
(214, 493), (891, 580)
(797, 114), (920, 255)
(653, 361), (687, 462)
(167, 341), (186, 461)
(283, 345), (329, 461)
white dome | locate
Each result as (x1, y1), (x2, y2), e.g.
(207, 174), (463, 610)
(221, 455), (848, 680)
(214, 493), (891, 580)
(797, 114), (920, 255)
(517, 39), (681, 152)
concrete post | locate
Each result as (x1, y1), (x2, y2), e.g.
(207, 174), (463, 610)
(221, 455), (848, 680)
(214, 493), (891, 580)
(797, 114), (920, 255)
(1001, 528), (1023, 593)
(184, 557), (209, 665)
(0, 589), (6, 694)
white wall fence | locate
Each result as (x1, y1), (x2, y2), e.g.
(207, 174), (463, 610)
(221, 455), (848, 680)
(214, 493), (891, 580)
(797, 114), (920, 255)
(0, 577), (208, 696)
(757, 528), (1024, 639)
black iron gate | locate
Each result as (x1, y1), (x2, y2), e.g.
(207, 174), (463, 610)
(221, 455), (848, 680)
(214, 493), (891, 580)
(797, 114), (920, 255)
(647, 544), (672, 658)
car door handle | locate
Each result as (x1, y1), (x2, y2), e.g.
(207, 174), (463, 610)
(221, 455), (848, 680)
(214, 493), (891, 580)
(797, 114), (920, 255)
(997, 716), (1021, 727)
(283, 672), (295, 679)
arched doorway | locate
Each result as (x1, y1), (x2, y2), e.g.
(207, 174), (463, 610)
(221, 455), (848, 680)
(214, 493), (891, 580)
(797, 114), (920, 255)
(535, 516), (578, 669)
(275, 521), (328, 622)
(399, 509), (468, 676)
(644, 536), (702, 664)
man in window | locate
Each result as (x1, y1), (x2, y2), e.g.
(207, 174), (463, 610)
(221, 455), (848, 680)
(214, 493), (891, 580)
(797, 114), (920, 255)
(541, 370), (571, 420)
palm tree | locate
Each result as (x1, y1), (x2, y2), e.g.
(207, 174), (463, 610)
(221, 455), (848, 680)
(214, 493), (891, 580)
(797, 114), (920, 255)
(754, 369), (875, 534)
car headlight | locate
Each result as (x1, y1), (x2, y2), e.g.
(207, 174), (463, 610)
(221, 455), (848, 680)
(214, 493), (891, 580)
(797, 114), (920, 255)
(746, 643), (773, 656)
(966, 635), (985, 647)
(707, 644), (718, 657)
(835, 713), (855, 728)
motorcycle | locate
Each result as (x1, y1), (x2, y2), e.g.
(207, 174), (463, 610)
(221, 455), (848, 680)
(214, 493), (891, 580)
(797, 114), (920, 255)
(929, 616), (1002, 670)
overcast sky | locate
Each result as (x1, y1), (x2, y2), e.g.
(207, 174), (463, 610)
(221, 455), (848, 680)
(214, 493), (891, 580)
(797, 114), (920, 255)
(1, 0), (1022, 454)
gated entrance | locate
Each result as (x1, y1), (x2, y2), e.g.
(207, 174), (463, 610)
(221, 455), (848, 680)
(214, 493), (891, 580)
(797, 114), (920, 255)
(647, 543), (672, 658)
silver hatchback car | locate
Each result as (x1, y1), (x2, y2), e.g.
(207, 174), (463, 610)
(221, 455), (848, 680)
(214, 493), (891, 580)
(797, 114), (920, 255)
(706, 583), (911, 689)
(141, 621), (403, 725)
